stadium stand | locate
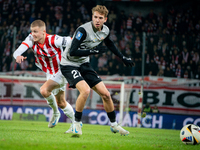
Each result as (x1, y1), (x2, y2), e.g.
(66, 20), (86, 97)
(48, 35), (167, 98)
(0, 0), (200, 79)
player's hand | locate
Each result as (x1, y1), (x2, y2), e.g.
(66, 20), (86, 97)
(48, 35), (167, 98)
(122, 56), (135, 67)
(16, 56), (27, 64)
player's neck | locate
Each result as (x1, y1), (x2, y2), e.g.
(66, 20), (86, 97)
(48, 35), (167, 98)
(91, 22), (102, 32)
(37, 33), (46, 44)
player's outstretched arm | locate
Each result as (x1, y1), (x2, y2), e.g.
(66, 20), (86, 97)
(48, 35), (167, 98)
(13, 35), (32, 63)
(69, 27), (106, 57)
(104, 35), (135, 67)
(13, 44), (28, 64)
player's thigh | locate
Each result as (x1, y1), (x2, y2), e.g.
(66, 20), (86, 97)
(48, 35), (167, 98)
(76, 80), (90, 93)
(41, 79), (60, 92)
(92, 81), (109, 96)
(47, 70), (67, 87)
(80, 63), (102, 88)
(60, 65), (83, 88)
(43, 70), (66, 92)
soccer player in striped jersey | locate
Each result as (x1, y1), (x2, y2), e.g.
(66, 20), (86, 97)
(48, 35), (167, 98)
(60, 5), (134, 136)
(13, 20), (76, 132)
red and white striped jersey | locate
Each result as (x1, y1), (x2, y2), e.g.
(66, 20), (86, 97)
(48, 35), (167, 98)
(14, 34), (72, 74)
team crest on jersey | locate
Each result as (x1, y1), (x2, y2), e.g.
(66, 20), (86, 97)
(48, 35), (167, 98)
(76, 31), (83, 40)
(47, 48), (54, 55)
(93, 38), (97, 42)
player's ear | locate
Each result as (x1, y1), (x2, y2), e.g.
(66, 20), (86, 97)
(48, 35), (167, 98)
(42, 29), (45, 35)
(104, 17), (107, 23)
(42, 26), (46, 32)
(43, 28), (46, 34)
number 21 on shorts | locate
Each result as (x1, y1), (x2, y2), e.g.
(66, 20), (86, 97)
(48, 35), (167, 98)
(71, 70), (81, 79)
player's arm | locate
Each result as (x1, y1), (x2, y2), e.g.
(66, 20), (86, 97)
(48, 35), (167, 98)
(13, 34), (33, 63)
(13, 44), (29, 63)
(54, 35), (72, 47)
(104, 35), (135, 67)
(69, 27), (106, 57)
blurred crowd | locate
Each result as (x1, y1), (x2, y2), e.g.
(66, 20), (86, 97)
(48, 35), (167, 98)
(0, 0), (200, 79)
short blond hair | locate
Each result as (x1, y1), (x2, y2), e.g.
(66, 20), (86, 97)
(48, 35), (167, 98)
(31, 19), (46, 30)
(92, 5), (109, 18)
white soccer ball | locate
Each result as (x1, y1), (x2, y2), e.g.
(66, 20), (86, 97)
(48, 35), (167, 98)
(180, 124), (200, 145)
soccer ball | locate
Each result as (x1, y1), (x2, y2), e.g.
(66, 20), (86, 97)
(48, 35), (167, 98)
(180, 124), (200, 145)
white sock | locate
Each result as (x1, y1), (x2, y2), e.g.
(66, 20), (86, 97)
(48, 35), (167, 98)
(61, 102), (75, 123)
(45, 93), (59, 114)
(111, 122), (117, 126)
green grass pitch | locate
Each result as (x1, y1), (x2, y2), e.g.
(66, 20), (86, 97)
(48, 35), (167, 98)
(0, 120), (199, 150)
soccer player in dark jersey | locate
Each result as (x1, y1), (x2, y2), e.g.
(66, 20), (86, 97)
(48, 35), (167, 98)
(60, 5), (134, 136)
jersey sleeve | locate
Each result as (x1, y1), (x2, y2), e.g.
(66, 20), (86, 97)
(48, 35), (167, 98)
(54, 35), (72, 47)
(69, 27), (94, 56)
(13, 34), (34, 59)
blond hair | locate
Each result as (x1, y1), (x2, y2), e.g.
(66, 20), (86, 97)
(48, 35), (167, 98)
(92, 5), (109, 17)
(31, 19), (46, 30)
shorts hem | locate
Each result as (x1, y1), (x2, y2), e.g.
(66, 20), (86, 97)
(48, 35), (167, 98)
(89, 79), (102, 88)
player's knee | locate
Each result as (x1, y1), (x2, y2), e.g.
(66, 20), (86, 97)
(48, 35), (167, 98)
(101, 91), (111, 101)
(80, 88), (90, 100)
(40, 87), (49, 98)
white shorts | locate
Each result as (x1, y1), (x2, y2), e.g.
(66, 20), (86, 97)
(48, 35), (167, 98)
(46, 70), (68, 95)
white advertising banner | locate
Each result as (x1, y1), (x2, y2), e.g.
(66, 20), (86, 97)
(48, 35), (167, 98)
(0, 75), (200, 115)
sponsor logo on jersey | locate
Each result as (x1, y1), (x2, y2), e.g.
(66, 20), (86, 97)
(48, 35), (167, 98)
(93, 37), (104, 42)
(76, 31), (83, 40)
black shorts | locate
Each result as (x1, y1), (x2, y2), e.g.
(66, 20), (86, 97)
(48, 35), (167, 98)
(60, 63), (102, 88)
